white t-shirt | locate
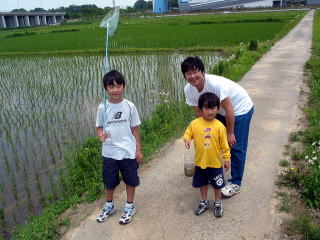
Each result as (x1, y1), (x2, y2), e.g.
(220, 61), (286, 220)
(96, 99), (141, 160)
(184, 74), (253, 116)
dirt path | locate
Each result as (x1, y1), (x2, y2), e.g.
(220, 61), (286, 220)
(62, 10), (313, 240)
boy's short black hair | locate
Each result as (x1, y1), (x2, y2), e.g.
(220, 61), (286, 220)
(103, 70), (125, 89)
(198, 92), (220, 110)
(181, 56), (205, 76)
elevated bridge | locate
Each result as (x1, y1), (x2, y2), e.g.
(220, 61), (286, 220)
(0, 12), (65, 28)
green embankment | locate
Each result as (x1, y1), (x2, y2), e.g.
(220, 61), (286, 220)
(8, 10), (308, 240)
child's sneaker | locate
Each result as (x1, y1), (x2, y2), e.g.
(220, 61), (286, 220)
(96, 202), (116, 223)
(195, 200), (209, 216)
(221, 183), (241, 197)
(119, 204), (136, 224)
(213, 201), (223, 218)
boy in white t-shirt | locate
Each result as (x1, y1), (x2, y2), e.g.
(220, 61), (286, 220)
(95, 70), (143, 225)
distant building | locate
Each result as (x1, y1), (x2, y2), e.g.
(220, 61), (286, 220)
(153, 0), (169, 13)
(178, 0), (320, 11)
(0, 12), (66, 28)
(273, 0), (320, 6)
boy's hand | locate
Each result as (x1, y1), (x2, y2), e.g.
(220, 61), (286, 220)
(98, 132), (108, 142)
(184, 139), (191, 149)
(136, 150), (143, 164)
(224, 161), (230, 171)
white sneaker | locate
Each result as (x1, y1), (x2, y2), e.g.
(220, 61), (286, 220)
(221, 183), (241, 197)
(119, 204), (136, 224)
(96, 202), (116, 223)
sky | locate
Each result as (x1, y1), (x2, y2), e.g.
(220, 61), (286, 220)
(0, 0), (137, 12)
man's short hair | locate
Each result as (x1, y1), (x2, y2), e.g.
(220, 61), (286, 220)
(198, 92), (220, 110)
(103, 70), (126, 89)
(181, 56), (205, 76)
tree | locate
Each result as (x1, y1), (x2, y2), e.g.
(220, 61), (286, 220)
(133, 0), (152, 11)
(11, 8), (28, 12)
(29, 8), (46, 12)
(168, 0), (179, 8)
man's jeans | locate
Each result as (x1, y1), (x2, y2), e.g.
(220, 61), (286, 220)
(216, 107), (254, 186)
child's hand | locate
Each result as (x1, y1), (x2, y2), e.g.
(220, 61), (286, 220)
(136, 150), (143, 164)
(224, 161), (230, 171)
(184, 139), (191, 149)
(98, 132), (108, 142)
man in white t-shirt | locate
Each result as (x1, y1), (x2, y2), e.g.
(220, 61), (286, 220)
(181, 56), (254, 197)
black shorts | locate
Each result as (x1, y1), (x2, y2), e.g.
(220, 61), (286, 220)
(102, 157), (140, 190)
(192, 166), (225, 189)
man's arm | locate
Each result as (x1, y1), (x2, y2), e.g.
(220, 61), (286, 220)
(220, 97), (236, 147)
(131, 126), (143, 163)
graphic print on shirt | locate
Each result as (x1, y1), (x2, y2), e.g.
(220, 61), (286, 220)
(204, 128), (212, 148)
(106, 110), (128, 125)
(114, 111), (122, 119)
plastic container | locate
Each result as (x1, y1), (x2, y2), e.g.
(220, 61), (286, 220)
(184, 151), (195, 177)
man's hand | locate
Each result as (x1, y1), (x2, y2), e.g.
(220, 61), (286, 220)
(227, 133), (236, 148)
(224, 161), (230, 171)
(184, 139), (191, 149)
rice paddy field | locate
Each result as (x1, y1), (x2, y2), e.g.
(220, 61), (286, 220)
(0, 10), (305, 54)
(0, 9), (306, 238)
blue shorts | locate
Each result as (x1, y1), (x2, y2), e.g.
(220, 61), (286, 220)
(192, 166), (225, 189)
(102, 157), (140, 190)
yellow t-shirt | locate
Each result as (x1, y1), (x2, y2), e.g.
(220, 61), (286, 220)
(184, 118), (230, 169)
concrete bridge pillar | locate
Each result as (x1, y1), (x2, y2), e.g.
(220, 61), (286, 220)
(42, 15), (47, 25)
(35, 15), (40, 25)
(24, 15), (30, 26)
(13, 15), (19, 27)
(0, 15), (6, 28)
(52, 15), (57, 24)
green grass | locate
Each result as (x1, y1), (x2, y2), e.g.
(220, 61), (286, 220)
(276, 10), (320, 239)
(0, 11), (306, 55)
(283, 216), (320, 240)
(279, 159), (290, 167)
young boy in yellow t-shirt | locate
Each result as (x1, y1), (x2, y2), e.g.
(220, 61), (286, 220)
(184, 92), (230, 218)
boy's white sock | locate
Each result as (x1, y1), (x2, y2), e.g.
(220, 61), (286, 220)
(106, 201), (114, 207)
(125, 202), (134, 209)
